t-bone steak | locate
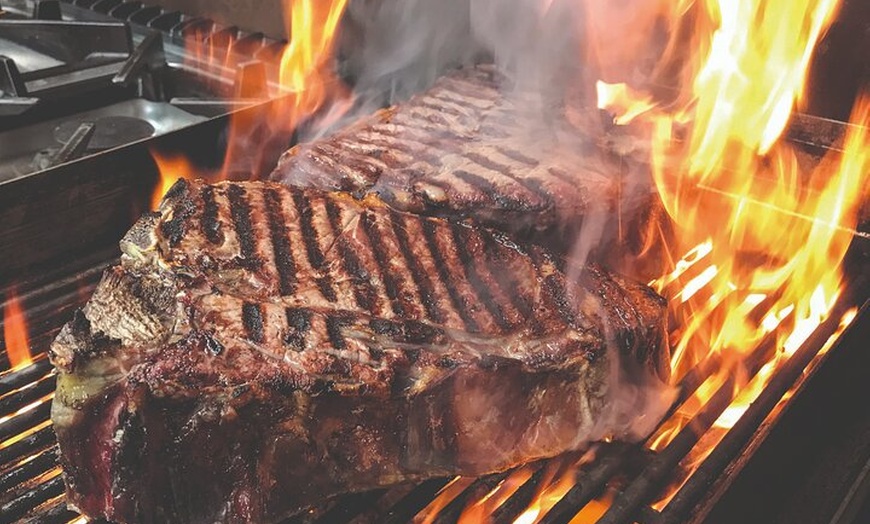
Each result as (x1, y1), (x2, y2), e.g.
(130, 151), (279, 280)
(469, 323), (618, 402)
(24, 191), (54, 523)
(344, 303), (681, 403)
(50, 179), (669, 523)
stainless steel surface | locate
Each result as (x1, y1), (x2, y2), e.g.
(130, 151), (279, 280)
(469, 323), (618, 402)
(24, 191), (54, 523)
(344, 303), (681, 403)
(0, 98), (206, 180)
(113, 31), (165, 86)
(48, 120), (96, 167)
(0, 0), (285, 183)
(144, 0), (287, 39)
(0, 39), (65, 73)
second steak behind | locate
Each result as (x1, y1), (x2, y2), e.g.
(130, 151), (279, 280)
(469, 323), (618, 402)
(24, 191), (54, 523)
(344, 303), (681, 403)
(270, 64), (653, 248)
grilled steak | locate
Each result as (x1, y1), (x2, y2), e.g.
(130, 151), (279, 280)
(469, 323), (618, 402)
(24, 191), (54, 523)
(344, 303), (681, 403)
(270, 65), (651, 246)
(50, 179), (669, 523)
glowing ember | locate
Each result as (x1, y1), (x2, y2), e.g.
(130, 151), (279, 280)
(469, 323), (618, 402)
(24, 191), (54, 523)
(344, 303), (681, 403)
(3, 288), (32, 371)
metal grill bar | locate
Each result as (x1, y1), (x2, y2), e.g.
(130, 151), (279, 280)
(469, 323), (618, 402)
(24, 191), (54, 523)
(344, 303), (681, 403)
(1, 286), (864, 524)
(596, 317), (794, 523)
(0, 359), (53, 395)
(490, 463), (548, 523)
(0, 473), (65, 523)
(432, 471), (512, 524)
(537, 449), (626, 524)
(381, 478), (453, 524)
(0, 401), (52, 444)
(0, 374), (56, 416)
(0, 446), (58, 494)
(658, 296), (869, 523)
(0, 426), (55, 470)
(20, 497), (78, 524)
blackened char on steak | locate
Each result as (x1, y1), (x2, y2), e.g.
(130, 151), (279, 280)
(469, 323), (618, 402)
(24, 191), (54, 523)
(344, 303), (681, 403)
(50, 179), (669, 523)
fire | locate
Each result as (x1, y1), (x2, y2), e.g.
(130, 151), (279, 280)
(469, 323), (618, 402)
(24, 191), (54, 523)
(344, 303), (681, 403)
(457, 466), (534, 522)
(217, 0), (351, 180)
(3, 288), (32, 371)
(153, 0), (351, 188)
(594, 0), (868, 507)
(415, 477), (473, 524)
(513, 471), (575, 524)
(150, 150), (197, 209)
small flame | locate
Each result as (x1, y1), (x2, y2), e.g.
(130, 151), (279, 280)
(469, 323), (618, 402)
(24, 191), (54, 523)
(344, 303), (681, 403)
(150, 150), (197, 210)
(3, 288), (32, 371)
(596, 81), (656, 125)
(415, 477), (473, 524)
(457, 467), (534, 523)
(568, 492), (614, 524)
(511, 467), (576, 524)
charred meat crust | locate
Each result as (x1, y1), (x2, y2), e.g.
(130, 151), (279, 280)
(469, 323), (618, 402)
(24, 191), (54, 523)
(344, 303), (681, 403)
(51, 179), (668, 524)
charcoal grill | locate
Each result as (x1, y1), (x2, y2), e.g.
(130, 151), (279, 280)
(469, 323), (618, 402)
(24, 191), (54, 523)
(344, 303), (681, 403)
(2, 1), (870, 523)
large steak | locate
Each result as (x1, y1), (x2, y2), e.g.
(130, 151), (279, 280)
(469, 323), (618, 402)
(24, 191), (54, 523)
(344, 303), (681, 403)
(270, 65), (652, 247)
(50, 179), (669, 523)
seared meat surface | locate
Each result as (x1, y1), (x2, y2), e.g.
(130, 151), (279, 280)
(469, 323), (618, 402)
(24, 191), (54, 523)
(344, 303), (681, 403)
(270, 65), (649, 245)
(51, 180), (668, 523)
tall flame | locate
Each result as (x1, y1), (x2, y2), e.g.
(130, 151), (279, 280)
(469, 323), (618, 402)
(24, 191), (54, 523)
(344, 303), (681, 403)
(151, 0), (351, 202)
(3, 288), (32, 371)
(595, 0), (868, 502)
(599, 0), (866, 383)
(218, 0), (351, 180)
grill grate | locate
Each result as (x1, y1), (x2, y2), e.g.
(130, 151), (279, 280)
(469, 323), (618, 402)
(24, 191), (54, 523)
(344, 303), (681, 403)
(1, 255), (866, 523)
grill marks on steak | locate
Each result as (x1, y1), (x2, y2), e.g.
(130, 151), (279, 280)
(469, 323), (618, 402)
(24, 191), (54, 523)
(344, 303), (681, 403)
(270, 65), (620, 237)
(164, 180), (658, 347)
(154, 179), (668, 383)
(51, 179), (669, 523)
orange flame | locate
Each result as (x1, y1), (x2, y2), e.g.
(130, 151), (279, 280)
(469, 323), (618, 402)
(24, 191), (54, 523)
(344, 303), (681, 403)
(596, 81), (656, 126)
(457, 466), (534, 523)
(152, 0), (351, 189)
(150, 150), (198, 210)
(3, 288), (32, 371)
(512, 470), (575, 524)
(593, 0), (868, 504)
(414, 477), (473, 524)
(219, 0), (351, 180)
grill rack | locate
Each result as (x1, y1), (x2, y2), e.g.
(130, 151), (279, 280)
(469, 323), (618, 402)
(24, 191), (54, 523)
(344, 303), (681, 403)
(0, 249), (867, 524)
